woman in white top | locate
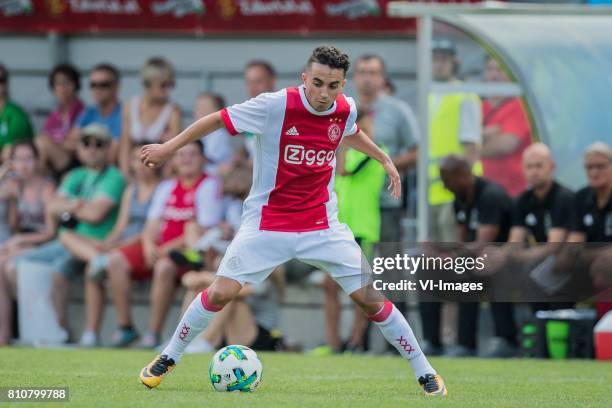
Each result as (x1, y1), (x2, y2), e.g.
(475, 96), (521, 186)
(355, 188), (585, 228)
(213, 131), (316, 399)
(119, 57), (181, 176)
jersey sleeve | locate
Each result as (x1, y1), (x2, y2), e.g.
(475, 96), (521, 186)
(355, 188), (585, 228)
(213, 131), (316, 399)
(219, 92), (272, 136)
(195, 177), (224, 227)
(147, 180), (175, 220)
(342, 97), (359, 137)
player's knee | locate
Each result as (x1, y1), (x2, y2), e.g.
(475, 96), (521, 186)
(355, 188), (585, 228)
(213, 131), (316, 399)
(206, 282), (239, 308)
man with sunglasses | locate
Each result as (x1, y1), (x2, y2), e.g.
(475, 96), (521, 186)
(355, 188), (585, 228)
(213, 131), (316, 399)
(68, 63), (122, 161)
(9, 123), (125, 343)
(568, 142), (612, 319)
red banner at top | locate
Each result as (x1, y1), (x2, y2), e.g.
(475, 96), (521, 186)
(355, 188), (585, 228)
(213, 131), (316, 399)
(0, 0), (476, 35)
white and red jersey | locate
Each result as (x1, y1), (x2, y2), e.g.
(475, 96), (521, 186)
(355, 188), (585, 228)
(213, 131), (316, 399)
(147, 173), (223, 245)
(220, 85), (359, 232)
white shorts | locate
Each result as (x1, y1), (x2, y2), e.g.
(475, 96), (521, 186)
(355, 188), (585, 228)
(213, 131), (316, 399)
(216, 223), (372, 294)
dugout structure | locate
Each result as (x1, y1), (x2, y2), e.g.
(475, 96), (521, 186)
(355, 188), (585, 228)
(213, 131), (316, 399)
(388, 1), (612, 240)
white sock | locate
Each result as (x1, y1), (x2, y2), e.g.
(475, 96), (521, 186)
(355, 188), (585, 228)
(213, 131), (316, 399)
(369, 300), (435, 379)
(162, 289), (221, 363)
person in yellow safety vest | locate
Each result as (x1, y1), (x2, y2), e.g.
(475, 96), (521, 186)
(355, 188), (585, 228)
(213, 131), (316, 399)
(428, 39), (482, 244)
(419, 39), (483, 357)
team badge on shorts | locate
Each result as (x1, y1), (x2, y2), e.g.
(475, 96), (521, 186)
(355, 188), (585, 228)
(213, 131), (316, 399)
(227, 255), (242, 271)
(328, 123), (341, 142)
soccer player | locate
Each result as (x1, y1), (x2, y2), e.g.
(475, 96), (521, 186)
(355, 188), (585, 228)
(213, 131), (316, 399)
(139, 46), (446, 396)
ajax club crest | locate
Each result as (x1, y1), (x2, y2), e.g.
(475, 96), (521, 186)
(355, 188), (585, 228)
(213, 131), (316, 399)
(328, 117), (342, 142)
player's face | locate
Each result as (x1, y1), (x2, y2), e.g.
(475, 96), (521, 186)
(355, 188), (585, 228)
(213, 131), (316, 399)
(585, 152), (612, 189)
(245, 66), (275, 98)
(302, 62), (346, 112)
(89, 70), (118, 106)
(523, 153), (554, 188)
(432, 52), (455, 81)
(484, 58), (509, 83)
(174, 143), (205, 178)
(353, 58), (385, 97)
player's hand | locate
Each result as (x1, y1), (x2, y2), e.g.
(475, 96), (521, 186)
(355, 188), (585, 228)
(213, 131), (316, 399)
(383, 159), (402, 199)
(141, 143), (170, 168)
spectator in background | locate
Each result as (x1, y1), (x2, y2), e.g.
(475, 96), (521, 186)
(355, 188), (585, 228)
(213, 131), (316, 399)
(317, 112), (386, 354)
(106, 140), (222, 348)
(58, 143), (160, 347)
(352, 54), (419, 245)
(508, 143), (574, 313)
(241, 60), (277, 161)
(419, 40), (482, 355)
(119, 57), (181, 176)
(568, 142), (612, 318)
(69, 63), (122, 163)
(481, 56), (532, 197)
(0, 141), (56, 345)
(6, 124), (125, 342)
(245, 59), (276, 98)
(170, 165), (251, 273)
(428, 39), (481, 242)
(439, 155), (517, 357)
(0, 64), (34, 163)
(193, 93), (234, 175)
(36, 63), (85, 178)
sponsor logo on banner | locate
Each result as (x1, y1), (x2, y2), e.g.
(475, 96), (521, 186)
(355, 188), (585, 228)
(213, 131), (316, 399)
(45, 0), (67, 17)
(325, 0), (380, 19)
(216, 0), (236, 20)
(0, 0), (33, 16)
(239, 0), (314, 16)
(62, 0), (140, 14)
(152, 0), (205, 17)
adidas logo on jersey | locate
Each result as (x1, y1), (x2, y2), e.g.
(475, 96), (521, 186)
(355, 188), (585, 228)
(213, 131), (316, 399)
(285, 126), (300, 136)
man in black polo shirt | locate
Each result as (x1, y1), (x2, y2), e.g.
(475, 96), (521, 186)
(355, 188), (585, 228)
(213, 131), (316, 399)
(509, 143), (574, 313)
(568, 142), (612, 318)
(439, 155), (517, 357)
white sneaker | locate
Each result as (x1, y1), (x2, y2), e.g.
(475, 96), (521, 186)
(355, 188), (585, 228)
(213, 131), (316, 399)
(79, 330), (99, 348)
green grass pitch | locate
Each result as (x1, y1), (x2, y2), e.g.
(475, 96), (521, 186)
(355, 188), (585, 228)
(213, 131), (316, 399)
(1, 348), (610, 407)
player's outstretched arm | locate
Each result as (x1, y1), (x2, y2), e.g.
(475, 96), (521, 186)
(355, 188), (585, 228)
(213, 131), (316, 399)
(141, 111), (224, 168)
(342, 129), (402, 199)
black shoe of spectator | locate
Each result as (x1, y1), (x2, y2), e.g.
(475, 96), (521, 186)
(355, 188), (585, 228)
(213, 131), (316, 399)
(169, 249), (204, 270)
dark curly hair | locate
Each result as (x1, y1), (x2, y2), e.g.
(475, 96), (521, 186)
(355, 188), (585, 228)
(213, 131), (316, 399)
(307, 45), (351, 76)
(49, 63), (81, 91)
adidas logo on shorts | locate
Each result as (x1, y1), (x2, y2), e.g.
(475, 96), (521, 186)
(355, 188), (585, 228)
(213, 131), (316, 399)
(285, 126), (299, 136)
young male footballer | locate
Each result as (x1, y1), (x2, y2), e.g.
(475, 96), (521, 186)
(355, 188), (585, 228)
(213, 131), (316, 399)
(139, 45), (447, 397)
